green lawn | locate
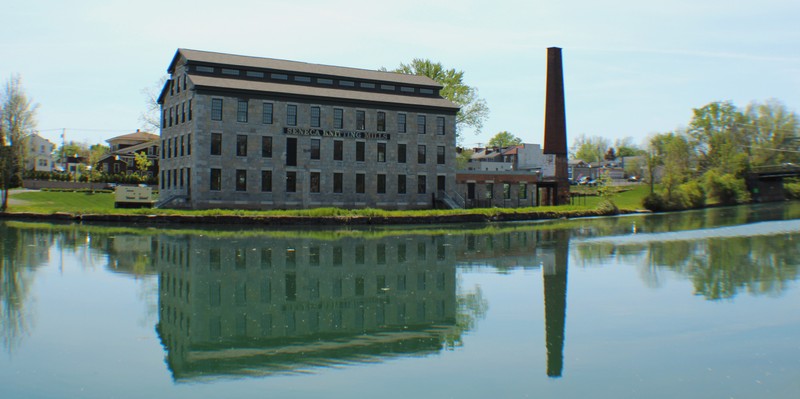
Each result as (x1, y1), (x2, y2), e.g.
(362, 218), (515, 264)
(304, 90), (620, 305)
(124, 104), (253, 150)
(5, 185), (649, 216)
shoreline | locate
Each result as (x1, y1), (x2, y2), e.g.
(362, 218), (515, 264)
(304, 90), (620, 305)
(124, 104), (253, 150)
(0, 208), (645, 226)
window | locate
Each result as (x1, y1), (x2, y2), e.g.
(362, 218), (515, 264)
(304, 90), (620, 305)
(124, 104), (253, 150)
(196, 65), (214, 73)
(236, 135), (247, 157)
(437, 145), (445, 164)
(222, 68), (240, 76)
(377, 111), (386, 131)
(333, 108), (343, 129)
(377, 174), (386, 194)
(397, 113), (406, 133)
(377, 142), (386, 162)
(210, 133), (222, 155)
(261, 136), (272, 158)
(333, 173), (343, 193)
(295, 76), (311, 83)
(339, 80), (354, 87)
(417, 175), (427, 194)
(237, 99), (248, 122)
(398, 143), (406, 163)
(188, 99), (192, 120)
(310, 106), (320, 127)
(271, 73), (288, 80)
(287, 105), (297, 126)
(418, 145), (426, 164)
(318, 78), (333, 85)
(310, 139), (320, 160)
(421, 88), (434, 95)
(356, 141), (365, 162)
(246, 70), (264, 78)
(162, 110), (167, 128)
(503, 183), (511, 199)
(236, 170), (247, 191)
(333, 140), (343, 161)
(181, 102), (186, 123)
(262, 103), (273, 124)
(360, 82), (375, 89)
(356, 110), (365, 130)
(356, 173), (365, 194)
(417, 115), (426, 134)
(397, 175), (406, 194)
(261, 170), (272, 192)
(519, 183), (528, 199)
(180, 136), (185, 156)
(211, 98), (223, 121)
(210, 169), (221, 191)
(436, 116), (445, 135)
(401, 86), (414, 93)
(485, 183), (494, 199)
(169, 108), (173, 127)
(286, 171), (296, 192)
(187, 133), (191, 155)
(310, 172), (320, 193)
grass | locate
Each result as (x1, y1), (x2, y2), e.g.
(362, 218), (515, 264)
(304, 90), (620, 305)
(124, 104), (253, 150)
(5, 184), (650, 217)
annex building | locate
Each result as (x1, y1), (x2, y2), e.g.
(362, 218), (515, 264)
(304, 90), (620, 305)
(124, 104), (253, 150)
(157, 49), (460, 210)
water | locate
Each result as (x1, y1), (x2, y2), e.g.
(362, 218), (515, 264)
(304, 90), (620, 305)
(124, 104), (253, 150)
(1, 203), (799, 398)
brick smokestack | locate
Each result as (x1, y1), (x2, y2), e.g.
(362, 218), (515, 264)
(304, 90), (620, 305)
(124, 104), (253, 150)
(544, 47), (567, 156)
(543, 47), (569, 205)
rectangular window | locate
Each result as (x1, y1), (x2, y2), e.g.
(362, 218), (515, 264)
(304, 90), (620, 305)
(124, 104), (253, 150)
(310, 172), (320, 193)
(377, 174), (386, 194)
(232, 100), (246, 123)
(417, 175), (427, 194)
(519, 183), (528, 199)
(503, 183), (511, 199)
(436, 116), (445, 135)
(310, 106), (320, 127)
(398, 143), (406, 163)
(169, 108), (173, 127)
(310, 139), (320, 160)
(187, 133), (191, 155)
(210, 169), (221, 191)
(333, 173), (343, 193)
(188, 99), (192, 120)
(437, 145), (445, 164)
(286, 171), (296, 193)
(287, 104), (297, 126)
(210, 133), (222, 155)
(236, 135), (247, 157)
(397, 175), (406, 194)
(261, 136), (272, 158)
(334, 108), (343, 129)
(211, 98), (223, 121)
(261, 170), (272, 192)
(236, 170), (247, 191)
(286, 137), (297, 166)
(377, 142), (386, 162)
(485, 183), (494, 199)
(356, 110), (365, 130)
(418, 145), (426, 164)
(333, 140), (343, 161)
(162, 111), (167, 128)
(356, 173), (365, 194)
(417, 115), (426, 134)
(356, 141), (365, 162)
(180, 136), (185, 156)
(397, 113), (406, 133)
(262, 103), (273, 124)
(377, 111), (386, 131)
(181, 102), (186, 123)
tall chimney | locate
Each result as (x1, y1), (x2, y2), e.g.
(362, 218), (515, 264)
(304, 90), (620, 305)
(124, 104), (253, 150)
(543, 47), (569, 205)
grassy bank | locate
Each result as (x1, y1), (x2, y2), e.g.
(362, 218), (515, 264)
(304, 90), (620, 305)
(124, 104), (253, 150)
(3, 184), (651, 221)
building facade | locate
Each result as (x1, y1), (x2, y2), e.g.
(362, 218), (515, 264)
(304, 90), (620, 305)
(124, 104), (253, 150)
(24, 133), (56, 172)
(97, 130), (160, 177)
(158, 49), (460, 210)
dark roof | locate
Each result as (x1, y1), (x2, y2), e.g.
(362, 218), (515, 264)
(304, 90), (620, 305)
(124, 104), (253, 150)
(169, 49), (442, 88)
(189, 75), (459, 111)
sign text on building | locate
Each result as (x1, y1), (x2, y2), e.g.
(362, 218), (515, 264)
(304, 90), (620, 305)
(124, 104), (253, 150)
(283, 127), (390, 141)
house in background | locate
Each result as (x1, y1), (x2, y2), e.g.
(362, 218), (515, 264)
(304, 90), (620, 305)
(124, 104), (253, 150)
(24, 133), (56, 172)
(97, 130), (160, 176)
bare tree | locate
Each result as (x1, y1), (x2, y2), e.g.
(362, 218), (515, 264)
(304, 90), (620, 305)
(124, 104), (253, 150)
(1, 75), (38, 210)
(139, 75), (167, 133)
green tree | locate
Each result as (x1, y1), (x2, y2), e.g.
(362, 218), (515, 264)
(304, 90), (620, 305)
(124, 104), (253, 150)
(688, 101), (749, 175)
(1, 75), (39, 210)
(743, 99), (799, 167)
(87, 144), (109, 187)
(614, 137), (643, 158)
(570, 134), (610, 163)
(134, 151), (152, 177)
(649, 131), (693, 200)
(487, 131), (522, 148)
(385, 59), (489, 141)
(456, 148), (474, 170)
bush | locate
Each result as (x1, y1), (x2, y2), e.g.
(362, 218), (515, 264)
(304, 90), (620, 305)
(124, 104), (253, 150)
(786, 181), (800, 200)
(703, 170), (750, 205)
(676, 180), (706, 209)
(642, 192), (668, 212)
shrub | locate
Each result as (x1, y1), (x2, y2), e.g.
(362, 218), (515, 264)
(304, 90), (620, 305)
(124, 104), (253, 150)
(786, 181), (800, 200)
(676, 180), (705, 209)
(642, 192), (668, 212)
(703, 171), (750, 205)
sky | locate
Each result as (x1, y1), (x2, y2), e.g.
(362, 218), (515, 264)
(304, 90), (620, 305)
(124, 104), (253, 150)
(2, 0), (799, 150)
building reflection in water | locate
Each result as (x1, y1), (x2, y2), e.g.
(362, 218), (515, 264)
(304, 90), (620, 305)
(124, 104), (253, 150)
(153, 228), (570, 380)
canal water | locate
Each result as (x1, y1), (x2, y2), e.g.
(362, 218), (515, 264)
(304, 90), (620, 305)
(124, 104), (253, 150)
(1, 203), (799, 398)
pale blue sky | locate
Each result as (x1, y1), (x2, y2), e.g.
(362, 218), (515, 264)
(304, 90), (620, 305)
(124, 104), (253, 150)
(2, 0), (798, 149)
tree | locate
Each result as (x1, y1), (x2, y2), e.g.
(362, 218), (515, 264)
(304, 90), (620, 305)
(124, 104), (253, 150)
(743, 99), (799, 167)
(487, 131), (522, 148)
(1, 75), (38, 211)
(570, 134), (610, 163)
(688, 101), (749, 175)
(86, 144), (109, 187)
(140, 76), (167, 133)
(385, 59), (489, 142)
(134, 151), (152, 177)
(456, 148), (474, 170)
(650, 131), (693, 200)
(614, 137), (643, 158)
(604, 147), (617, 161)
